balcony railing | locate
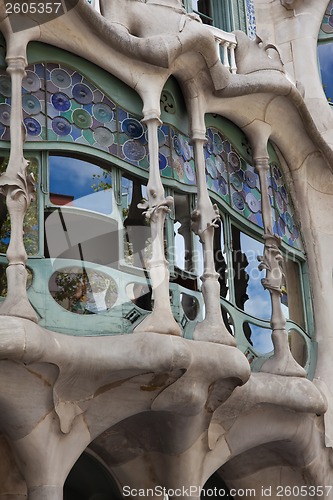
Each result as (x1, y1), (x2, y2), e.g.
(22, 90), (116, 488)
(205, 25), (238, 74)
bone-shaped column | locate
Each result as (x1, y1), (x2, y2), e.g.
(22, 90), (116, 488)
(0, 42), (37, 322)
(134, 114), (181, 336)
(254, 156), (305, 377)
(191, 133), (235, 345)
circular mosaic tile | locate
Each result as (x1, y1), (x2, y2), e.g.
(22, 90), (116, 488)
(246, 192), (261, 213)
(0, 75), (11, 97)
(51, 68), (72, 89)
(184, 162), (195, 181)
(206, 158), (217, 178)
(180, 137), (192, 161)
(123, 140), (146, 161)
(173, 158), (184, 180)
(52, 116), (72, 136)
(24, 117), (41, 136)
(22, 71), (40, 92)
(93, 127), (114, 147)
(159, 153), (167, 170)
(232, 191), (245, 211)
(22, 94), (41, 115)
(72, 83), (93, 104)
(173, 135), (183, 157)
(213, 133), (223, 154)
(72, 108), (93, 129)
(0, 104), (11, 126)
(158, 127), (166, 146)
(215, 155), (225, 174)
(228, 151), (241, 171)
(218, 177), (228, 196)
(122, 118), (144, 139)
(230, 172), (243, 191)
(51, 92), (71, 112)
(244, 170), (257, 189)
(93, 103), (113, 124)
(285, 212), (294, 232)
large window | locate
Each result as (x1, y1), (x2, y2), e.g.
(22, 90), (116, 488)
(0, 54), (311, 372)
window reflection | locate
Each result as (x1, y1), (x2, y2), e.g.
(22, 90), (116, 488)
(282, 258), (305, 328)
(122, 175), (150, 268)
(318, 43), (333, 103)
(46, 155), (118, 266)
(243, 322), (273, 354)
(49, 267), (118, 314)
(232, 226), (271, 321)
(174, 193), (193, 272)
(214, 219), (228, 300)
(192, 0), (213, 24)
(49, 155), (113, 215)
(289, 329), (307, 367)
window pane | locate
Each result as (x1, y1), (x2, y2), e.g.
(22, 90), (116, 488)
(232, 226), (271, 320)
(174, 193), (193, 272)
(49, 267), (118, 315)
(214, 219), (229, 300)
(49, 155), (113, 215)
(121, 175), (150, 268)
(243, 322), (273, 353)
(289, 329), (307, 367)
(281, 258), (305, 328)
(318, 42), (333, 103)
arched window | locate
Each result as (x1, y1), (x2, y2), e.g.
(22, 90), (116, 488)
(0, 46), (312, 372)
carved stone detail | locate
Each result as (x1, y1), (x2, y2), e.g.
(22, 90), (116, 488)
(255, 157), (305, 377)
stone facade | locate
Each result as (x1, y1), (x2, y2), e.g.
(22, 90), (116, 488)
(0, 0), (332, 498)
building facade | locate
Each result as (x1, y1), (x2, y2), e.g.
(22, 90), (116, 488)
(0, 0), (332, 498)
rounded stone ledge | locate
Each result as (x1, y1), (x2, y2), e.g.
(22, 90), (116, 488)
(0, 318), (250, 387)
(223, 372), (327, 417)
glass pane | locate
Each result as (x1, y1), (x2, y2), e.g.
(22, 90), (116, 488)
(126, 282), (152, 311)
(243, 322), (273, 353)
(181, 292), (199, 320)
(318, 42), (333, 103)
(289, 329), (307, 367)
(174, 193), (193, 272)
(232, 226), (271, 320)
(121, 175), (150, 268)
(214, 219), (229, 300)
(221, 305), (234, 335)
(282, 258), (305, 328)
(49, 267), (118, 314)
(0, 157), (39, 255)
(49, 155), (113, 215)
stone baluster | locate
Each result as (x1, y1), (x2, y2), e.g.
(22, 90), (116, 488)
(191, 132), (235, 345)
(0, 50), (37, 322)
(134, 114), (181, 336)
(229, 43), (237, 74)
(223, 41), (230, 71)
(254, 156), (305, 377)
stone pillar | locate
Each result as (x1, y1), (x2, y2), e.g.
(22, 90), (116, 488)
(191, 133), (235, 345)
(254, 156), (305, 377)
(134, 114), (181, 336)
(0, 49), (37, 322)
